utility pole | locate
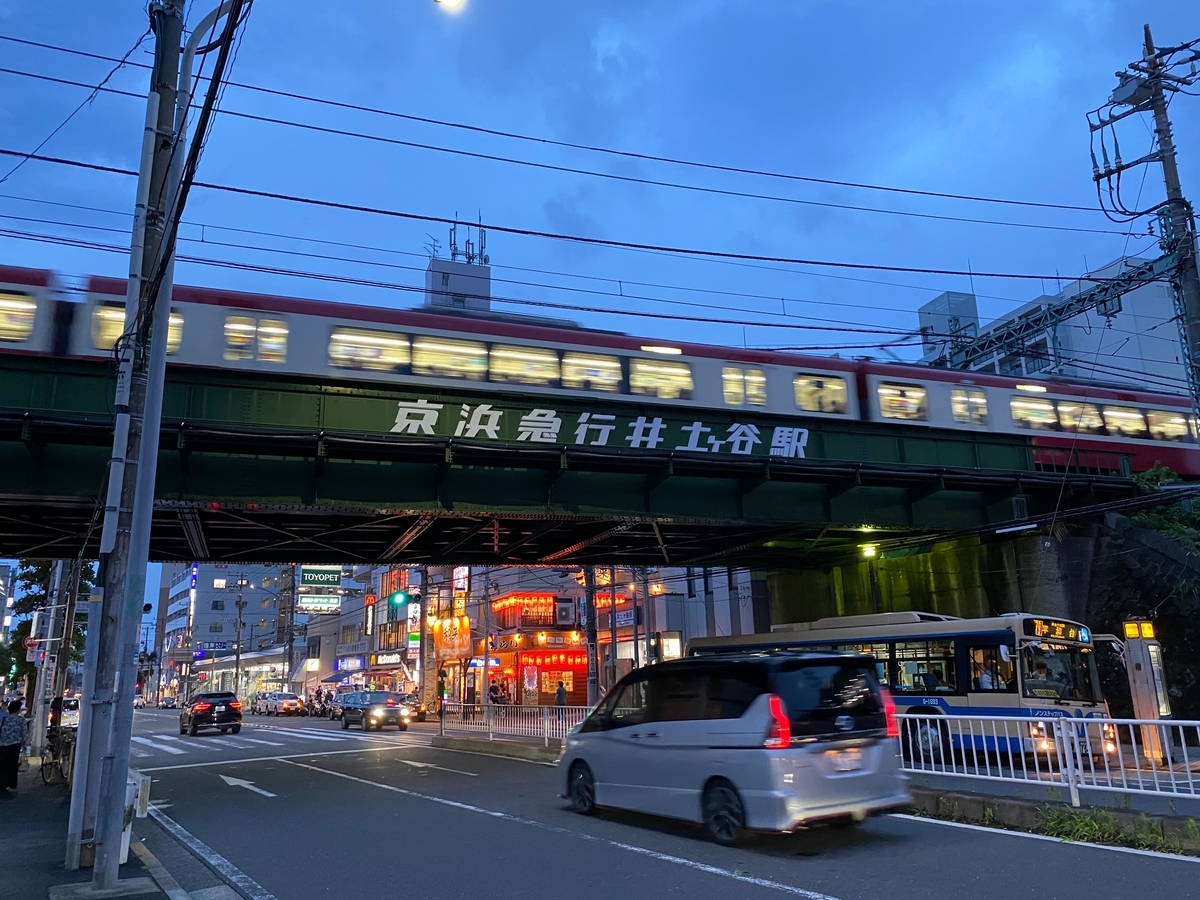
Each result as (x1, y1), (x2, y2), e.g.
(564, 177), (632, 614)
(234, 573), (246, 696)
(640, 567), (653, 667)
(282, 564), (296, 695)
(481, 567), (491, 709)
(584, 566), (599, 706)
(51, 560), (82, 704)
(608, 565), (618, 690)
(1142, 25), (1200, 418)
(30, 560), (64, 757)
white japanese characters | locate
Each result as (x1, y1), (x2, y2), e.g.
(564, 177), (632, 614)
(387, 399), (807, 459)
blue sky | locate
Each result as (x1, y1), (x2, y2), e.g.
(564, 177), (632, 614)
(0, 0), (1195, 359)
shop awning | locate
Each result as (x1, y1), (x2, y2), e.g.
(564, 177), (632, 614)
(321, 672), (351, 684)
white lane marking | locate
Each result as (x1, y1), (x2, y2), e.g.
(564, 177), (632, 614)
(396, 759), (477, 777)
(132, 749), (151, 759)
(132, 736), (186, 755)
(148, 808), (278, 900)
(157, 735), (223, 751)
(138, 744), (406, 772)
(890, 814), (1200, 864)
(284, 761), (841, 900)
(233, 738), (286, 747)
(258, 730), (346, 743)
(208, 739), (257, 750)
(219, 774), (277, 798)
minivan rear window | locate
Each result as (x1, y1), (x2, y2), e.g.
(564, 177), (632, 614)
(771, 660), (884, 738)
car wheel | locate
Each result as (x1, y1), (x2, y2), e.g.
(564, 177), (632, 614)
(568, 762), (596, 815)
(702, 780), (746, 846)
(398, 723), (408, 731)
(220, 727), (229, 734)
(231, 724), (241, 734)
(188, 722), (199, 737)
(341, 715), (349, 730)
(179, 719), (187, 735)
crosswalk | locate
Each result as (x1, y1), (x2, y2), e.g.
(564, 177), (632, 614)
(129, 723), (426, 760)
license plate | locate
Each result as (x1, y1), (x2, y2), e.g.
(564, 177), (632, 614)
(827, 748), (863, 772)
(216, 705), (225, 711)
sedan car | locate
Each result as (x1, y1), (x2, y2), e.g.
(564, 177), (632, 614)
(340, 691), (411, 731)
(157, 696), (177, 709)
(179, 691), (243, 736)
(250, 691), (272, 715)
(133, 695), (145, 709)
(266, 692), (304, 716)
(401, 693), (429, 722)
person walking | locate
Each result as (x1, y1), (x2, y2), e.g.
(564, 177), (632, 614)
(554, 681), (568, 707)
(0, 699), (29, 795)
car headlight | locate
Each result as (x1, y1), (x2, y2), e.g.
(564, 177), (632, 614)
(398, 707), (410, 716)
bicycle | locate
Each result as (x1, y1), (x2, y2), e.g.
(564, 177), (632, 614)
(40, 725), (76, 784)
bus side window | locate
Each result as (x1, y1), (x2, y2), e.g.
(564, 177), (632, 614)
(893, 640), (957, 693)
(968, 646), (1014, 692)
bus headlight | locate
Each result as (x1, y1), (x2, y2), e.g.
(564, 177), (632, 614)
(1028, 722), (1048, 738)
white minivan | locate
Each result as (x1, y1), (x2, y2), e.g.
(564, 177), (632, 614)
(559, 653), (910, 844)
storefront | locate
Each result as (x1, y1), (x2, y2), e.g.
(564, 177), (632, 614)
(493, 631), (588, 705)
(334, 653), (367, 688)
(365, 651), (417, 693)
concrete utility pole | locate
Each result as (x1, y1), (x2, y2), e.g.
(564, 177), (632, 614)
(607, 565), (618, 690)
(51, 560), (82, 714)
(283, 564), (296, 693)
(640, 567), (653, 666)
(30, 560), (64, 757)
(85, 2), (184, 885)
(234, 572), (246, 695)
(584, 566), (599, 706)
(1142, 25), (1200, 414)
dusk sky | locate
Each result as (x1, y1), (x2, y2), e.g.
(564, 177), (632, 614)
(0, 0), (1196, 362)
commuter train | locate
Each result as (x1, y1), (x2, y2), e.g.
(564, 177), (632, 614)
(1, 263), (1197, 476)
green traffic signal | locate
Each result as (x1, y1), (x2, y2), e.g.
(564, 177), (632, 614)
(390, 590), (408, 605)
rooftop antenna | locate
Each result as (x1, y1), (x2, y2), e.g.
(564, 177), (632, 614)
(478, 211), (488, 264)
(423, 233), (441, 260)
(464, 221), (476, 265)
(449, 216), (460, 261)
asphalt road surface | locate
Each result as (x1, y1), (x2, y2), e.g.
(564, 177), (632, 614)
(131, 709), (1196, 900)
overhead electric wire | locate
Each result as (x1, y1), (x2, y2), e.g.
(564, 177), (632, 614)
(0, 32), (1112, 216)
(0, 64), (1145, 239)
(0, 146), (1141, 283)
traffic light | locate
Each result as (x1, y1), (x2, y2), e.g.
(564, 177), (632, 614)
(390, 589), (409, 606)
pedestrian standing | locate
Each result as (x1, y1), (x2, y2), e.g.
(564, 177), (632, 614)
(0, 699), (29, 794)
(555, 680), (568, 706)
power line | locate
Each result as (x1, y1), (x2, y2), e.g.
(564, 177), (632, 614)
(0, 32), (1113, 216)
(0, 64), (1146, 239)
(0, 146), (1138, 282)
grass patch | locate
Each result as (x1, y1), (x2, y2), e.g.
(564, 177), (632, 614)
(1037, 807), (1183, 854)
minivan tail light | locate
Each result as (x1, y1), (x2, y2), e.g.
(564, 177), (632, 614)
(763, 694), (791, 749)
(880, 687), (898, 738)
(192, 702), (212, 713)
(229, 701), (242, 710)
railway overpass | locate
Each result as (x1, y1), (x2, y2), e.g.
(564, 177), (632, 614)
(0, 353), (1139, 566)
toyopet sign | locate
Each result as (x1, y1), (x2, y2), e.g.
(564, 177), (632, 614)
(300, 566), (343, 587)
(297, 594), (341, 613)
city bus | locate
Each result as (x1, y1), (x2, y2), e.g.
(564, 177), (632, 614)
(686, 611), (1114, 757)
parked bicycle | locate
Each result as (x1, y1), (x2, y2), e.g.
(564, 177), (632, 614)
(41, 724), (76, 784)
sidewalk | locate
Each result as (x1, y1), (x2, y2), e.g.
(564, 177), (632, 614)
(0, 764), (234, 900)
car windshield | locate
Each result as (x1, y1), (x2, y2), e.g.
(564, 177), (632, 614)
(771, 659), (885, 737)
(201, 693), (235, 701)
(279, 694), (298, 700)
(1021, 643), (1103, 703)
(366, 692), (404, 705)
(62, 699), (79, 711)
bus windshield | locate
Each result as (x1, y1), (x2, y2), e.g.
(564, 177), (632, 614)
(1021, 643), (1102, 704)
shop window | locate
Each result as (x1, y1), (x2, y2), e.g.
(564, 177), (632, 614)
(794, 374), (848, 414)
(1103, 406), (1148, 438)
(489, 344), (560, 386)
(1057, 401), (1105, 435)
(0, 292), (37, 342)
(328, 327), (410, 372)
(1010, 396), (1059, 431)
(892, 639), (957, 693)
(968, 646), (1015, 692)
(877, 383), (928, 421)
(951, 389), (988, 425)
(1148, 410), (1193, 443)
(561, 352), (622, 392)
(722, 367), (767, 406)
(411, 335), (487, 380)
(630, 358), (694, 400)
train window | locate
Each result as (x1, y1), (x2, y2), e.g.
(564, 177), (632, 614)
(0, 292), (36, 342)
(411, 336), (487, 380)
(225, 315), (285, 362)
(1010, 396), (1059, 431)
(94, 303), (183, 354)
(1057, 401), (1105, 435)
(794, 374), (848, 414)
(630, 358), (694, 400)
(1147, 410), (1193, 443)
(561, 352), (622, 392)
(951, 389), (988, 425)
(877, 383), (928, 421)
(328, 327), (410, 372)
(722, 367), (767, 406)
(1102, 406), (1148, 438)
(489, 344), (560, 386)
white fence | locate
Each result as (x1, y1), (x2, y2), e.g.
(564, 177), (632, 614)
(898, 712), (1200, 806)
(441, 703), (590, 746)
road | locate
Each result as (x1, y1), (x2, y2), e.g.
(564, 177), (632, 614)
(130, 708), (1196, 900)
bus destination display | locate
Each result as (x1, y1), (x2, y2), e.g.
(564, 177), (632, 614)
(1022, 617), (1090, 644)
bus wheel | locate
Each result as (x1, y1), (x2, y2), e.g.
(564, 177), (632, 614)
(901, 716), (947, 763)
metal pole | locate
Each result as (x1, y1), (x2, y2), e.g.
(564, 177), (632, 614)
(584, 566), (599, 706)
(640, 567), (653, 666)
(418, 565), (428, 707)
(52, 560), (81, 715)
(1144, 24), (1200, 422)
(481, 567), (491, 713)
(65, 587), (103, 870)
(234, 573), (245, 696)
(30, 561), (64, 758)
(608, 565), (618, 689)
(631, 567), (640, 669)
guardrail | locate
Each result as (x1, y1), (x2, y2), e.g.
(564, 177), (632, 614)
(898, 712), (1200, 806)
(441, 702), (590, 746)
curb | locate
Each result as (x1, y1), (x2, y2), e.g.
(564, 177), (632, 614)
(130, 839), (192, 900)
(431, 734), (560, 765)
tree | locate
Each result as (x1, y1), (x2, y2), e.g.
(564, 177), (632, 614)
(8, 559), (97, 687)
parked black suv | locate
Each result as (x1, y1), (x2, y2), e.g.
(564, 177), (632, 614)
(179, 691), (243, 736)
(340, 691), (411, 731)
